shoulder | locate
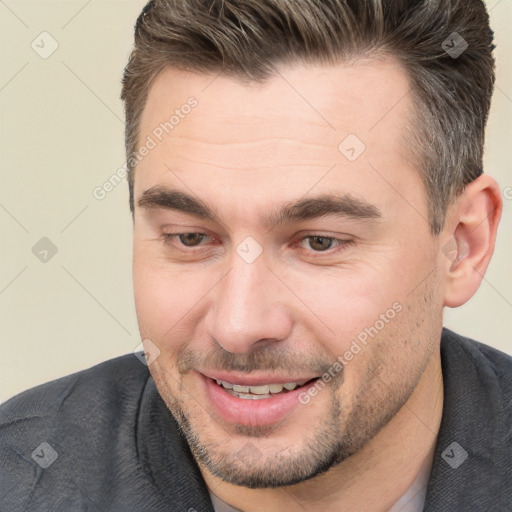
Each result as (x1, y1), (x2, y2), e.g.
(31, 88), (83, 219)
(441, 327), (512, 396)
(437, 329), (512, 503)
(441, 327), (512, 427)
(0, 353), (152, 511)
(421, 329), (512, 511)
(0, 353), (150, 426)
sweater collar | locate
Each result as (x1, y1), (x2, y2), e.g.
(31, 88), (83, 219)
(423, 328), (510, 510)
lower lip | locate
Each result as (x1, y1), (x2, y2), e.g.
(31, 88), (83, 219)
(201, 373), (317, 427)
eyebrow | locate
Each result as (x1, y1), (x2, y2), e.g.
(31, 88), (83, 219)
(137, 186), (382, 227)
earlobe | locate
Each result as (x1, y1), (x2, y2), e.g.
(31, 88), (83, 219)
(442, 175), (502, 308)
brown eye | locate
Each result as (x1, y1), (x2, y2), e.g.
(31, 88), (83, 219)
(306, 236), (335, 251)
(178, 233), (206, 247)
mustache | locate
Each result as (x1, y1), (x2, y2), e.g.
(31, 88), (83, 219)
(177, 344), (338, 377)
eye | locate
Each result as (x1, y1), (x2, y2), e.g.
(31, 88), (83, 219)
(161, 232), (211, 248)
(158, 232), (353, 259)
(297, 235), (354, 255)
(302, 235), (336, 251)
(176, 233), (207, 247)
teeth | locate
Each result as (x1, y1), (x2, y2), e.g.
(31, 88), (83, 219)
(216, 379), (309, 397)
(269, 383), (284, 393)
(232, 384), (250, 393)
(227, 390), (271, 400)
(249, 385), (271, 395)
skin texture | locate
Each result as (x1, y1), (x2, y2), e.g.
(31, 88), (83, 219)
(131, 58), (502, 511)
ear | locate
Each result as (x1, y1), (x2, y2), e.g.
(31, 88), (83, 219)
(442, 175), (503, 308)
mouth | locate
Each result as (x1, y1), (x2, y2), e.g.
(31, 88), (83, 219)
(199, 372), (321, 426)
(212, 377), (318, 400)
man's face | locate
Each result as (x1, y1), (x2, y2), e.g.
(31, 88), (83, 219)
(132, 59), (445, 487)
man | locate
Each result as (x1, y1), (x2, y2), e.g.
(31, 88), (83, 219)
(1, 0), (511, 510)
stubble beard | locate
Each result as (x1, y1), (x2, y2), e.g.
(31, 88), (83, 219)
(150, 354), (420, 489)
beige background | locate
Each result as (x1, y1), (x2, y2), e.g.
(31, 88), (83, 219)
(1, 0), (511, 402)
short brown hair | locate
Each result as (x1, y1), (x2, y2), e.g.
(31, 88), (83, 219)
(121, 0), (495, 234)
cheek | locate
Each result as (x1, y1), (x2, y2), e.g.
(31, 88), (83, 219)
(283, 264), (403, 346)
(132, 251), (214, 342)
(133, 245), (176, 337)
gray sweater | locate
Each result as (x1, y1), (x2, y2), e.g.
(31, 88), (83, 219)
(1, 328), (511, 511)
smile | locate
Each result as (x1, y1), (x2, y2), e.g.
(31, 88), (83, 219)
(214, 378), (314, 399)
(200, 371), (322, 425)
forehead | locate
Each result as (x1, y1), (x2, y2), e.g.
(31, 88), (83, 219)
(134, 57), (424, 227)
(140, 56), (412, 142)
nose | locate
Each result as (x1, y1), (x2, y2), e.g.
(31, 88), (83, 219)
(205, 254), (293, 354)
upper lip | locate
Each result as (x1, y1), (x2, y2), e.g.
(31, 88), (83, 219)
(199, 370), (318, 386)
